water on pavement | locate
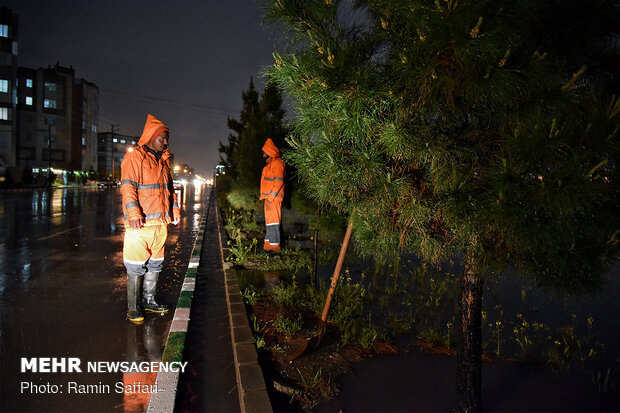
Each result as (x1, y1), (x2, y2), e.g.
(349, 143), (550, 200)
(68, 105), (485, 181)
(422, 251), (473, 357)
(0, 185), (207, 412)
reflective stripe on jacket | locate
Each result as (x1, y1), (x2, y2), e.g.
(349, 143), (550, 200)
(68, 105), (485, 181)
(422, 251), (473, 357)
(260, 138), (285, 202)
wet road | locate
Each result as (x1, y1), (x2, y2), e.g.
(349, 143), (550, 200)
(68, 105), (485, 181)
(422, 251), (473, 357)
(0, 185), (208, 412)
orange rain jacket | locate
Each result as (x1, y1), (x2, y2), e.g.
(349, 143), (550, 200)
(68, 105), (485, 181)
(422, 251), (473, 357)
(121, 114), (180, 228)
(260, 138), (285, 203)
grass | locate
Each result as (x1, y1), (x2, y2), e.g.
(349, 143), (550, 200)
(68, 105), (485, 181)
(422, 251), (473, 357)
(260, 246), (312, 272)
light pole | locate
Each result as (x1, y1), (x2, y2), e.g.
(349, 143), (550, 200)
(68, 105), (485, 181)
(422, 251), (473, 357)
(44, 118), (55, 188)
(110, 123), (119, 180)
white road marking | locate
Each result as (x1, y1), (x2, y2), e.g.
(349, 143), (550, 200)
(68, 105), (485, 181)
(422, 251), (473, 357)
(37, 225), (82, 241)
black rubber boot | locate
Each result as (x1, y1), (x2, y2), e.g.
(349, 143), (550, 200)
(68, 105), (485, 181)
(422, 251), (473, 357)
(142, 271), (169, 313)
(127, 274), (144, 323)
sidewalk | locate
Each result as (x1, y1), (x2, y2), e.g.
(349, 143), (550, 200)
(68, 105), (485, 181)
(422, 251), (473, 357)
(148, 191), (272, 413)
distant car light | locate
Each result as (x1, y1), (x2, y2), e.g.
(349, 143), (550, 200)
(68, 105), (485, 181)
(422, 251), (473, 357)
(97, 178), (117, 188)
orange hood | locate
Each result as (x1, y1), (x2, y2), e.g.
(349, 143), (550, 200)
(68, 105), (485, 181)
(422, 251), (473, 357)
(262, 138), (280, 158)
(138, 114), (169, 146)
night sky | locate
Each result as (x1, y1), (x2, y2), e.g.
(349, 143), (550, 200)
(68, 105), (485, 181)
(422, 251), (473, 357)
(6, 0), (281, 177)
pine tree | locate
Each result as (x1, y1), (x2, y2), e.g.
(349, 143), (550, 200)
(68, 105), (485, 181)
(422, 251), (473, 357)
(263, 0), (619, 410)
(218, 78), (288, 209)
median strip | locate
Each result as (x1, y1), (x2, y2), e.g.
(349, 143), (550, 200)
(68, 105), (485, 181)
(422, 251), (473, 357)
(147, 199), (208, 413)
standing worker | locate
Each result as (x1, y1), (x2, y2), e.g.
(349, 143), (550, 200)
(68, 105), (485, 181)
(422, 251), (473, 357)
(260, 138), (285, 254)
(121, 114), (180, 323)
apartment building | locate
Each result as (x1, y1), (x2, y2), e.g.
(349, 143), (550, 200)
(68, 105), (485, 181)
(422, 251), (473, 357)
(0, 6), (100, 185)
(0, 7), (18, 180)
(97, 131), (139, 180)
(15, 63), (99, 178)
(72, 79), (99, 172)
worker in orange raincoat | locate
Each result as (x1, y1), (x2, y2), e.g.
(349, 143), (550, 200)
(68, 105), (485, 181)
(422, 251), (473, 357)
(260, 138), (285, 253)
(121, 114), (180, 323)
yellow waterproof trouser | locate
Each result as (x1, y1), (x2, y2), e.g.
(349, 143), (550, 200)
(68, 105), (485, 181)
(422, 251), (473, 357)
(123, 224), (168, 275)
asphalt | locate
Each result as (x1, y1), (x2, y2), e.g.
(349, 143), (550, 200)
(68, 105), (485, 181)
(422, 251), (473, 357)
(0, 185), (205, 412)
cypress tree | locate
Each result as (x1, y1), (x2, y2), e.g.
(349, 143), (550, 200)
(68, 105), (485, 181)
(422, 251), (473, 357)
(263, 0), (619, 410)
(219, 78), (288, 209)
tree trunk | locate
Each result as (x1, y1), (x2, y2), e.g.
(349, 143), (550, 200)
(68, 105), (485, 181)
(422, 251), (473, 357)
(311, 206), (320, 288)
(456, 247), (484, 412)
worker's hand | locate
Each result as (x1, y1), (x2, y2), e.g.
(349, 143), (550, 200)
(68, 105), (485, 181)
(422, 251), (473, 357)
(128, 218), (144, 229)
(172, 217), (180, 226)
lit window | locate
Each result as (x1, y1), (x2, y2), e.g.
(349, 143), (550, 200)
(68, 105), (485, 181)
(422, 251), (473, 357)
(0, 25), (7, 38)
(120, 139), (125, 144)
(44, 82), (56, 92)
(132, 141), (136, 145)
(26, 79), (33, 88)
(92, 124), (97, 132)
(82, 137), (86, 146)
(113, 138), (118, 143)
(0, 79), (7, 93)
(0, 108), (8, 120)
(12, 41), (17, 55)
(25, 96), (33, 105)
(44, 99), (56, 109)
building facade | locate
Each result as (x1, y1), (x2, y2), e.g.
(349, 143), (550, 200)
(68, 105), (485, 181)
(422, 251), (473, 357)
(97, 132), (138, 180)
(0, 7), (18, 181)
(72, 79), (99, 172)
(15, 63), (99, 178)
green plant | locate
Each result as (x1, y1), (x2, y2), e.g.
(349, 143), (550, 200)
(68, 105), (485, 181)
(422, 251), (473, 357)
(227, 189), (262, 212)
(240, 209), (261, 233)
(446, 317), (455, 350)
(329, 269), (367, 334)
(271, 279), (302, 307)
(228, 235), (257, 265)
(297, 367), (323, 391)
(546, 315), (604, 371)
(419, 327), (449, 348)
(265, 1), (620, 410)
(224, 208), (242, 234)
(359, 324), (379, 349)
(512, 313), (547, 358)
(242, 286), (263, 306)
(249, 315), (266, 334)
(254, 334), (267, 349)
(487, 305), (505, 358)
(260, 247), (312, 272)
(274, 315), (302, 340)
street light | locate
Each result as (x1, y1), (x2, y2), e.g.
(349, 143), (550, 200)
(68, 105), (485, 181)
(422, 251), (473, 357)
(110, 123), (119, 180)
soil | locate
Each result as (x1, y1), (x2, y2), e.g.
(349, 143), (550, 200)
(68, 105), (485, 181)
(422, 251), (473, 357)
(247, 297), (397, 410)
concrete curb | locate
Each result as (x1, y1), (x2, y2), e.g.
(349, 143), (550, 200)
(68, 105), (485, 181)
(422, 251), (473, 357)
(146, 200), (208, 413)
(214, 197), (273, 413)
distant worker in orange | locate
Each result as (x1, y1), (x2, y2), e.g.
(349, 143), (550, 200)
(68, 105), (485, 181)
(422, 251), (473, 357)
(121, 114), (180, 323)
(260, 138), (285, 254)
